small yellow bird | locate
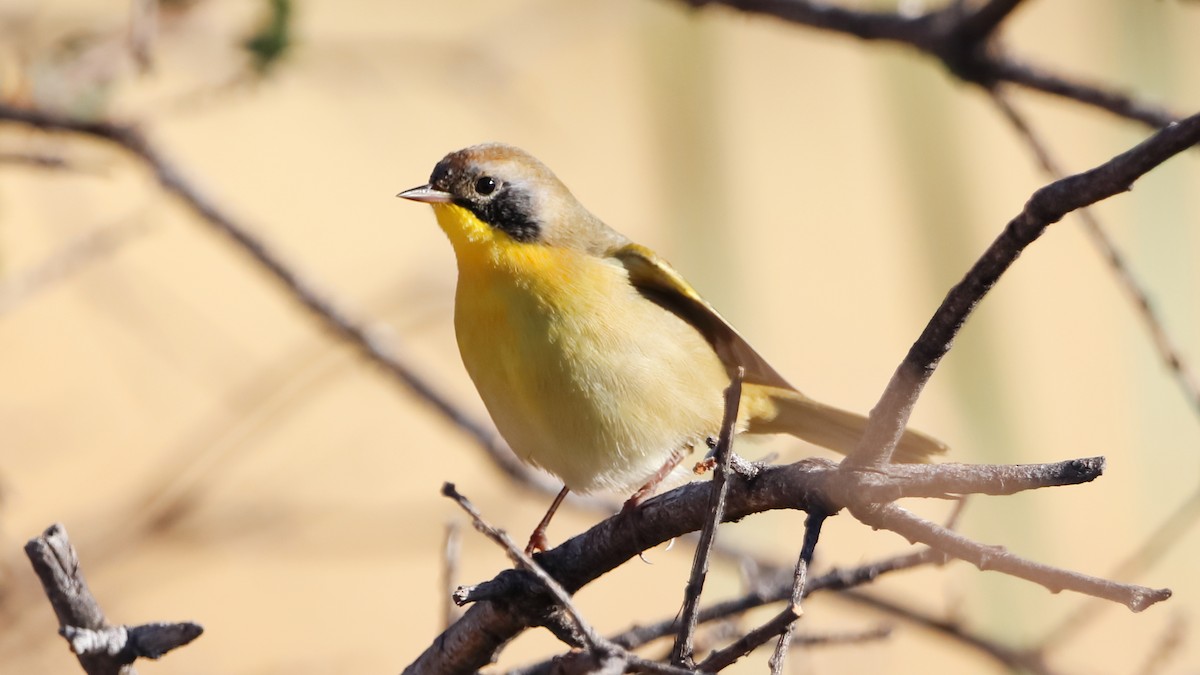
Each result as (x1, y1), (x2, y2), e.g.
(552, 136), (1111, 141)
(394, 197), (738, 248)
(399, 143), (945, 552)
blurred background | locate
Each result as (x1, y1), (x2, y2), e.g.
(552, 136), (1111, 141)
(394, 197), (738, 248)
(1, 0), (1198, 672)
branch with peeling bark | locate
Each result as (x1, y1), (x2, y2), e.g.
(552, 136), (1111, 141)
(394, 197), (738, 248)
(24, 524), (202, 675)
(404, 452), (1166, 674)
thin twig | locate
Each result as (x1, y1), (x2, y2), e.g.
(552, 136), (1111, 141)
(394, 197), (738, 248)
(440, 484), (695, 675)
(605, 548), (944, 654)
(990, 57), (1176, 128)
(441, 483), (604, 654)
(851, 502), (1170, 611)
(671, 368), (744, 668)
(698, 605), (797, 673)
(768, 510), (825, 674)
(840, 456), (1106, 501)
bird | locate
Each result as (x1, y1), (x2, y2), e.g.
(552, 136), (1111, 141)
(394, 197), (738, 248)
(398, 143), (945, 553)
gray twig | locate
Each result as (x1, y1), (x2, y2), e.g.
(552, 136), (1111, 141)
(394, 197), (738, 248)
(438, 484), (694, 675)
(697, 623), (894, 673)
(849, 503), (1170, 611)
(671, 368), (744, 668)
(610, 548), (944, 654)
(768, 510), (825, 674)
(441, 483), (604, 653)
(62, 623), (203, 661)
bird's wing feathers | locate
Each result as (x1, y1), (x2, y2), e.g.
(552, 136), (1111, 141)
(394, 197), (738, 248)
(611, 243), (796, 391)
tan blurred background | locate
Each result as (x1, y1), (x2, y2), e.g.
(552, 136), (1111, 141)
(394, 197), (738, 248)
(1, 0), (1198, 673)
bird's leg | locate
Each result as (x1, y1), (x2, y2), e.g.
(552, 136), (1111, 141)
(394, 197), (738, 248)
(622, 447), (688, 513)
(526, 485), (570, 555)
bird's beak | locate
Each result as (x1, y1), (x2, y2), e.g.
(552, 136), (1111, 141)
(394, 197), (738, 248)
(397, 184), (453, 203)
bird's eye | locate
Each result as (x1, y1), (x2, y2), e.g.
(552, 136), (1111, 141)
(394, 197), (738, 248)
(474, 176), (497, 196)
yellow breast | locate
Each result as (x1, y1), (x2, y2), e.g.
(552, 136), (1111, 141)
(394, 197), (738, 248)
(433, 203), (730, 493)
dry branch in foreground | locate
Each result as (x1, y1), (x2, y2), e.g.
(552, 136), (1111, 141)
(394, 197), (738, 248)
(25, 524), (202, 675)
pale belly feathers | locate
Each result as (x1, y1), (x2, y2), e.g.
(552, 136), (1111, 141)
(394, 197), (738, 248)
(453, 247), (730, 494)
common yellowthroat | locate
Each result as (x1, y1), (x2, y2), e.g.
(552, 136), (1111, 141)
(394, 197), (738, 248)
(399, 143), (945, 552)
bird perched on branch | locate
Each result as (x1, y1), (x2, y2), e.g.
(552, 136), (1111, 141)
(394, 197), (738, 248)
(399, 143), (945, 553)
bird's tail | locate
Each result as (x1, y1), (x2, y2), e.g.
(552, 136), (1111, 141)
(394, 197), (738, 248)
(744, 386), (947, 463)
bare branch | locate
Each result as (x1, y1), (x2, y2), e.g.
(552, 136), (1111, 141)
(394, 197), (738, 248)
(838, 456), (1105, 502)
(438, 484), (697, 675)
(604, 548), (943, 655)
(671, 369), (743, 668)
(850, 503), (1170, 611)
(845, 111), (1200, 469)
(25, 523), (202, 674)
(409, 452), (1127, 673)
(680, 0), (1179, 128)
(700, 604), (799, 673)
(768, 510), (823, 674)
(441, 483), (605, 654)
(62, 623), (202, 661)
(990, 58), (1176, 128)
(25, 525), (108, 645)
(688, 621), (895, 674)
